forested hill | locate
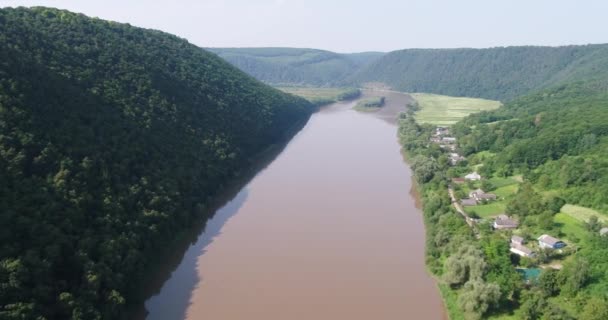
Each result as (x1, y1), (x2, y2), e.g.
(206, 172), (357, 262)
(454, 80), (608, 211)
(0, 7), (312, 320)
(208, 47), (384, 86)
(349, 45), (608, 100)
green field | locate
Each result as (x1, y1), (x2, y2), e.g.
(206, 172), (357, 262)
(411, 93), (501, 125)
(560, 204), (607, 223)
(554, 213), (588, 243)
(276, 87), (360, 106)
(465, 201), (506, 218)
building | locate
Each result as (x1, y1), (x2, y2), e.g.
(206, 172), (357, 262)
(469, 189), (497, 202)
(510, 243), (535, 258)
(465, 172), (481, 181)
(493, 214), (519, 230)
(442, 137), (457, 144)
(435, 127), (450, 136)
(538, 234), (566, 249)
(461, 198), (478, 206)
(449, 153), (465, 166)
(511, 235), (525, 246)
(452, 177), (465, 184)
(601, 227), (608, 236)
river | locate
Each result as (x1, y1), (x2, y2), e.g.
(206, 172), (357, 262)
(141, 91), (446, 320)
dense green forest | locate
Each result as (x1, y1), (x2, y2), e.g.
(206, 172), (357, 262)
(208, 47), (384, 86)
(401, 80), (608, 319)
(349, 45), (608, 100)
(0, 7), (312, 320)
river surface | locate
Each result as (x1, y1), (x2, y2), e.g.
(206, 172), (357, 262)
(142, 92), (446, 320)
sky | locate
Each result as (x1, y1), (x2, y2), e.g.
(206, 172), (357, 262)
(2, 0), (608, 53)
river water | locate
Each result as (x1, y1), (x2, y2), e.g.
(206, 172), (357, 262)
(142, 92), (446, 320)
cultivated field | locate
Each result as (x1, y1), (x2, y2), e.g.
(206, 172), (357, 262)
(411, 93), (501, 125)
(561, 204), (607, 223)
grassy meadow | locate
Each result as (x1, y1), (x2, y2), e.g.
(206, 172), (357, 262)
(276, 87), (360, 106)
(411, 93), (501, 125)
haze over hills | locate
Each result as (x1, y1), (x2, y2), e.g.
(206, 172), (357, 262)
(0, 7), (311, 319)
(208, 47), (384, 87)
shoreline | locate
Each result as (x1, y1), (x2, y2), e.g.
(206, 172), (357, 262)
(130, 113), (312, 319)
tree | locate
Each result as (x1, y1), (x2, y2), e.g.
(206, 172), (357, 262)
(457, 279), (501, 320)
(585, 215), (601, 232)
(579, 297), (608, 320)
(559, 258), (590, 297)
(538, 269), (560, 297)
(443, 245), (487, 286)
(520, 291), (547, 320)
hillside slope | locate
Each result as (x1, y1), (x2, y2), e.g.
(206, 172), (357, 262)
(0, 7), (312, 320)
(454, 80), (608, 211)
(208, 47), (384, 86)
(350, 45), (608, 100)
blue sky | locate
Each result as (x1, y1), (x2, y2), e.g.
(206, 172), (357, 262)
(2, 0), (607, 52)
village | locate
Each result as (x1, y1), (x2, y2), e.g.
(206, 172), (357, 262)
(429, 126), (593, 280)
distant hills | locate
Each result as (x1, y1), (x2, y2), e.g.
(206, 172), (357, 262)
(212, 45), (608, 101)
(350, 45), (608, 100)
(0, 7), (312, 319)
(208, 47), (384, 86)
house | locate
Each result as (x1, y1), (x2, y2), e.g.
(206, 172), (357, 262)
(538, 235), (566, 249)
(461, 198), (478, 206)
(442, 137), (457, 144)
(511, 235), (525, 246)
(510, 243), (535, 258)
(465, 172), (481, 181)
(435, 127), (450, 136)
(430, 137), (442, 143)
(452, 178), (465, 184)
(601, 227), (608, 236)
(469, 189), (497, 202)
(449, 153), (465, 165)
(493, 214), (519, 230)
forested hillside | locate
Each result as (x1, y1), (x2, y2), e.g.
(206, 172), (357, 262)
(454, 80), (608, 212)
(350, 45), (608, 100)
(0, 7), (312, 320)
(208, 47), (384, 86)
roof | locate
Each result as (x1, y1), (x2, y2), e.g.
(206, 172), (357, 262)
(601, 227), (608, 236)
(512, 235), (524, 243)
(461, 198), (478, 206)
(471, 188), (485, 195)
(478, 193), (497, 200)
(511, 243), (533, 255)
(538, 234), (563, 246)
(495, 215), (518, 226)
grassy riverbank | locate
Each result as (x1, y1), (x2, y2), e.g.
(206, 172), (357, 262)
(277, 86), (361, 106)
(353, 96), (385, 112)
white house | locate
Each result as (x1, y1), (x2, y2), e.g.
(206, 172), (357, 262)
(465, 172), (481, 181)
(600, 227), (608, 236)
(510, 243), (535, 258)
(538, 235), (566, 249)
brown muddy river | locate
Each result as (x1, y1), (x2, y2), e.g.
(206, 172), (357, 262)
(142, 92), (446, 320)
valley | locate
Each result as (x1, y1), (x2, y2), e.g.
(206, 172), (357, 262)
(1, 5), (607, 320)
